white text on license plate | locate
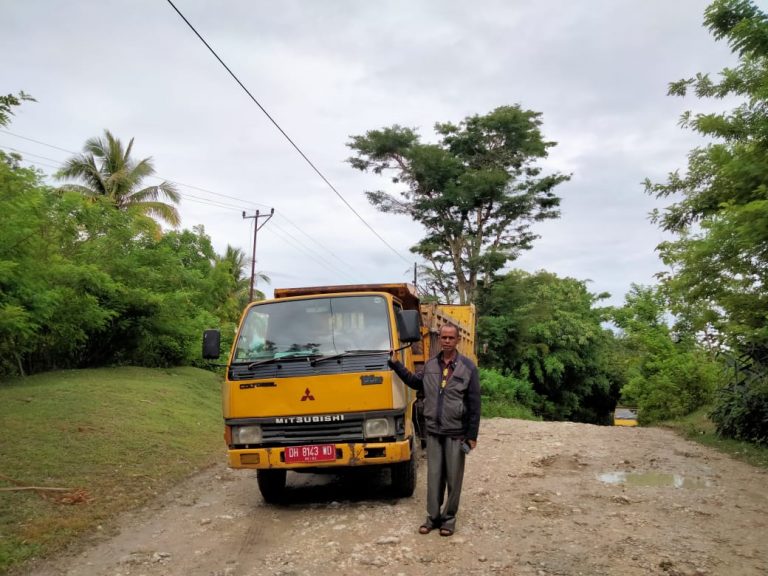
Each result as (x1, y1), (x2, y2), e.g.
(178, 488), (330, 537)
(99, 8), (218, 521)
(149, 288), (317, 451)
(285, 444), (336, 463)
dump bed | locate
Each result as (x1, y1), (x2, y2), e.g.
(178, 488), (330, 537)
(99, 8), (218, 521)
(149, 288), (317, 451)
(417, 302), (477, 365)
(274, 283), (420, 310)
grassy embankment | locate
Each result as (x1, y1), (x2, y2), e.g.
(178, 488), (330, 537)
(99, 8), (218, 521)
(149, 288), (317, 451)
(0, 366), (223, 574)
(660, 407), (768, 469)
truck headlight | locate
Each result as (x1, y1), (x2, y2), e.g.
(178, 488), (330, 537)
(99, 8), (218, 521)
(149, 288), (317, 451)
(364, 418), (394, 438)
(233, 425), (262, 444)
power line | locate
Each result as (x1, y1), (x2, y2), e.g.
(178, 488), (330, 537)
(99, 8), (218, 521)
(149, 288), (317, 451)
(269, 220), (361, 282)
(0, 130), (366, 274)
(274, 214), (361, 277)
(268, 225), (359, 284)
(0, 132), (366, 278)
(0, 145), (62, 165)
(0, 144), (248, 212)
(0, 129), (263, 209)
(10, 152), (358, 280)
(0, 130), (74, 154)
(164, 0), (411, 265)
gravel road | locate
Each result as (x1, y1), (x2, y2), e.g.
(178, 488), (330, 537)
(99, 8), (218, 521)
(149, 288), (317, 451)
(23, 418), (767, 576)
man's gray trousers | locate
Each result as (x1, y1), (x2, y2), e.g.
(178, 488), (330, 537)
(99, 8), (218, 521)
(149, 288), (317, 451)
(425, 434), (466, 531)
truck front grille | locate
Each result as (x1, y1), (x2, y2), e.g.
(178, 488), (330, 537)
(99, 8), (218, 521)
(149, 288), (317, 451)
(260, 419), (364, 445)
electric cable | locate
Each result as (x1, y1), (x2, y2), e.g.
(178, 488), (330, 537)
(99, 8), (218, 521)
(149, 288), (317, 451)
(1, 134), (367, 278)
(0, 131), (380, 276)
(164, 0), (411, 265)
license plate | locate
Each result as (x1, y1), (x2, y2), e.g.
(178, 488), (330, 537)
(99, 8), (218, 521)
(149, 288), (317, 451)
(284, 444), (336, 463)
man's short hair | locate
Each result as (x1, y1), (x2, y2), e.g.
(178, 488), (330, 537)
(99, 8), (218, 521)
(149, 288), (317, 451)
(440, 323), (460, 338)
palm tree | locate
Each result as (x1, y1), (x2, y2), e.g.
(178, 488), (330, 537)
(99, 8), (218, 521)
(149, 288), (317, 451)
(216, 245), (271, 304)
(56, 129), (181, 228)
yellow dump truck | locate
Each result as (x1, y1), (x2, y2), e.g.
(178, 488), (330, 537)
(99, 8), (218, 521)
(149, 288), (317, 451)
(613, 405), (639, 427)
(202, 283), (475, 502)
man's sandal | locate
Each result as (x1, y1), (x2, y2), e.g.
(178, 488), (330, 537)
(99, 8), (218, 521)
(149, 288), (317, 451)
(439, 527), (454, 537)
(418, 524), (433, 535)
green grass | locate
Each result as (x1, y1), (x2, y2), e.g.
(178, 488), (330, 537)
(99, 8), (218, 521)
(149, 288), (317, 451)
(481, 397), (540, 420)
(659, 407), (768, 469)
(0, 366), (223, 574)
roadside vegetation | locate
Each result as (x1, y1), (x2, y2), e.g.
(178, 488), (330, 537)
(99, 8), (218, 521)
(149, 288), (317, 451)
(660, 408), (768, 470)
(0, 366), (222, 573)
(0, 116), (260, 380)
(479, 368), (540, 420)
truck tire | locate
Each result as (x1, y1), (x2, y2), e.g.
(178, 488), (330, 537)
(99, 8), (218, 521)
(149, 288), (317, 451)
(257, 469), (286, 503)
(391, 443), (417, 497)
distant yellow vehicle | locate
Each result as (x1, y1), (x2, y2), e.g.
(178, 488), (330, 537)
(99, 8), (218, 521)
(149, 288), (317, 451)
(613, 406), (638, 427)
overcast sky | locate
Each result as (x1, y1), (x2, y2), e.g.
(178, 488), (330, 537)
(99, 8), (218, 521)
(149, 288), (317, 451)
(1, 0), (736, 304)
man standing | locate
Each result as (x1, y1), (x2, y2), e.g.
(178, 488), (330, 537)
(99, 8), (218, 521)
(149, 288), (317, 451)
(388, 323), (481, 536)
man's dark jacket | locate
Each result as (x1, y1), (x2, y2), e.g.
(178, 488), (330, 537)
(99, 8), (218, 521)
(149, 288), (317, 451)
(389, 351), (481, 441)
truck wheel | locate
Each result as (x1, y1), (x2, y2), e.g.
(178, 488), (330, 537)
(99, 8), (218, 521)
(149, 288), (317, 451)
(391, 445), (417, 497)
(257, 469), (286, 503)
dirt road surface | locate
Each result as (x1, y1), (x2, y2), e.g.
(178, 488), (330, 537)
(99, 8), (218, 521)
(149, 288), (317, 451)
(23, 419), (767, 576)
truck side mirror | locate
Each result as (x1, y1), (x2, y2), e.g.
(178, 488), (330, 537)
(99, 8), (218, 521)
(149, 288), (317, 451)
(202, 329), (221, 359)
(396, 310), (422, 343)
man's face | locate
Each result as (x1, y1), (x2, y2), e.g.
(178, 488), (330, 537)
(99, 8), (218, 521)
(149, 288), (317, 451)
(439, 326), (459, 356)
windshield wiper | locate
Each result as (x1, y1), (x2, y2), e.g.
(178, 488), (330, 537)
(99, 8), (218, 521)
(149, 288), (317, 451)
(245, 352), (320, 370)
(310, 350), (389, 366)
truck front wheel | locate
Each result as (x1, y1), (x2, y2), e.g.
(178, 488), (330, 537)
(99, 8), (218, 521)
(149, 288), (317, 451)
(391, 444), (417, 497)
(257, 469), (286, 503)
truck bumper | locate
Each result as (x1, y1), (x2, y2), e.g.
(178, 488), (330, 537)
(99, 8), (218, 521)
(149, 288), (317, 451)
(227, 438), (412, 469)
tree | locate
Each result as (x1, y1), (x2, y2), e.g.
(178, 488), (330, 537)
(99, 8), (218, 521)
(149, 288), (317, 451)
(347, 106), (570, 304)
(214, 245), (270, 319)
(477, 270), (620, 423)
(56, 130), (181, 231)
(611, 285), (719, 424)
(0, 91), (34, 128)
(0, 155), (245, 377)
(415, 262), (457, 303)
(645, 0), (768, 440)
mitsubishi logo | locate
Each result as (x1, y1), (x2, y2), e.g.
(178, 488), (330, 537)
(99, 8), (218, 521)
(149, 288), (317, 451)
(301, 388), (315, 401)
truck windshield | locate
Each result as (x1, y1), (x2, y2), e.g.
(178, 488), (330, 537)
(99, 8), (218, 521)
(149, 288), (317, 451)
(233, 295), (392, 362)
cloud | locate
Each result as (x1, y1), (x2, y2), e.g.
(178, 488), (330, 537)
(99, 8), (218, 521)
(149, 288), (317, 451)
(1, 0), (738, 305)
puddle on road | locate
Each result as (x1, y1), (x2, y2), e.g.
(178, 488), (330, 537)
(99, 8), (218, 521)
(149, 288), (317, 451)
(598, 471), (712, 489)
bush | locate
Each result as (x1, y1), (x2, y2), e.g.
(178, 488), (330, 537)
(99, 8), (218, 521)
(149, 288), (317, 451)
(711, 374), (768, 445)
(622, 350), (719, 425)
(479, 368), (540, 419)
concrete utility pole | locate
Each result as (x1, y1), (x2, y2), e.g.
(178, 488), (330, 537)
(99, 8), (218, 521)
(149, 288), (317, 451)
(242, 208), (274, 301)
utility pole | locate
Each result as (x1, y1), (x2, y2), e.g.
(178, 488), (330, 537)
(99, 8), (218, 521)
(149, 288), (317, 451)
(242, 208), (274, 302)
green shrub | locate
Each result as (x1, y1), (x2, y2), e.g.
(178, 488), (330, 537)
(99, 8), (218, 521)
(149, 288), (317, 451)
(623, 350), (719, 424)
(479, 368), (540, 419)
(711, 374), (768, 445)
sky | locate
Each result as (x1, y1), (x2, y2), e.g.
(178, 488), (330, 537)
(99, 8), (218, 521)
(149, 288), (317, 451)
(1, 0), (737, 304)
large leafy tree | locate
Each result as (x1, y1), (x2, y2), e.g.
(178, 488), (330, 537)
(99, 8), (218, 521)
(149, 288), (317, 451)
(645, 0), (768, 441)
(478, 270), (620, 423)
(347, 106), (570, 304)
(56, 130), (181, 231)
